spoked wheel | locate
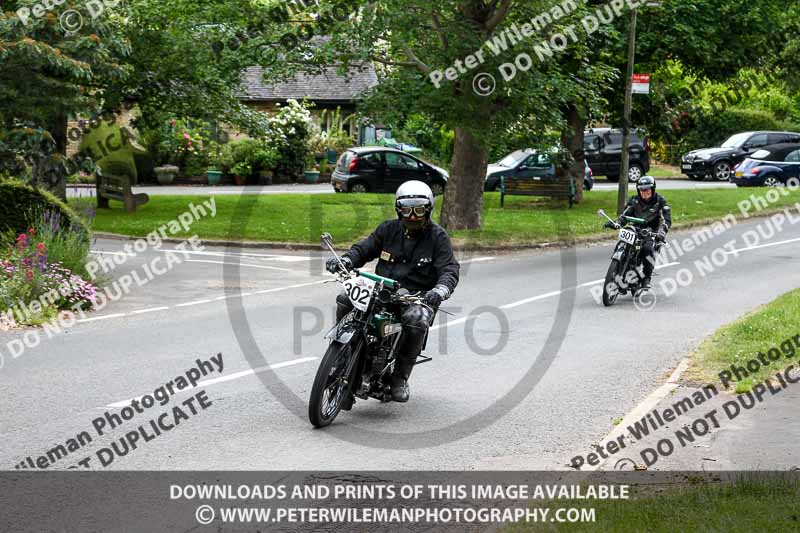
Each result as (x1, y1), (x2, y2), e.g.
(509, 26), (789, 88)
(308, 339), (361, 428)
(602, 259), (623, 307)
(763, 175), (781, 187)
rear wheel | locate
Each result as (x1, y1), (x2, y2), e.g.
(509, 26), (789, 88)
(627, 164), (644, 183)
(602, 259), (623, 307)
(308, 339), (362, 428)
(350, 182), (369, 193)
(763, 175), (781, 187)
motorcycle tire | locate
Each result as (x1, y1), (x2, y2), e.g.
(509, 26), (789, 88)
(602, 259), (622, 307)
(308, 338), (362, 428)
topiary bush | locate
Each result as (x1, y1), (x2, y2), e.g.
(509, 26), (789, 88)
(0, 181), (87, 238)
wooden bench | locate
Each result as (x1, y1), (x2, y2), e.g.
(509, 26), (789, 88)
(500, 175), (576, 208)
(96, 171), (149, 213)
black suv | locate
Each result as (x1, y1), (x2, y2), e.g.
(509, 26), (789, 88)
(583, 128), (651, 183)
(681, 131), (800, 181)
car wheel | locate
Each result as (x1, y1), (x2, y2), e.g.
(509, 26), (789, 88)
(350, 182), (369, 193)
(430, 182), (445, 196)
(713, 160), (733, 181)
(627, 164), (644, 183)
(607, 175), (619, 183)
(763, 175), (781, 187)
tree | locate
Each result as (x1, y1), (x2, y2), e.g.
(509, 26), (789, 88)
(0, 0), (130, 199)
(281, 0), (614, 229)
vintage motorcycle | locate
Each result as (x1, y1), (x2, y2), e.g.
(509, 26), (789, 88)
(597, 209), (663, 307)
(308, 233), (435, 428)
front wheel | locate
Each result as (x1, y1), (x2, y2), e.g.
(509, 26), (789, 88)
(602, 259), (622, 307)
(308, 339), (361, 428)
(763, 175), (781, 187)
(430, 181), (445, 196)
(713, 160), (733, 181)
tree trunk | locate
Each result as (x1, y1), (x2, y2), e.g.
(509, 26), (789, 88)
(560, 104), (585, 203)
(440, 127), (487, 230)
(30, 112), (68, 201)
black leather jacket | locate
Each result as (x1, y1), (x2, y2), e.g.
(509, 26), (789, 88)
(618, 193), (673, 233)
(343, 219), (460, 294)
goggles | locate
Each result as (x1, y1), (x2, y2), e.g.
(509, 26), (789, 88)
(398, 206), (428, 217)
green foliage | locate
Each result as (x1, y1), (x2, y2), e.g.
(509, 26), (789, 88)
(220, 138), (279, 177)
(396, 114), (455, 165)
(0, 181), (86, 238)
(269, 100), (314, 182)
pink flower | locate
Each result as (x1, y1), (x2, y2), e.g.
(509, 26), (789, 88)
(183, 133), (191, 140)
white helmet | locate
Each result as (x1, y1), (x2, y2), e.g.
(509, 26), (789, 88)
(395, 180), (434, 230)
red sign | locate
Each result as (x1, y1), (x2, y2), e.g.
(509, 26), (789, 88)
(632, 74), (651, 94)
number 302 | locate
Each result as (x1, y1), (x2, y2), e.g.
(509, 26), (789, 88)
(347, 283), (370, 306)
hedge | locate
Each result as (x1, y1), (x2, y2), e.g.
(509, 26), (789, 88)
(684, 108), (800, 150)
(0, 181), (87, 238)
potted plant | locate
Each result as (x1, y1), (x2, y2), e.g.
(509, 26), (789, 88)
(231, 162), (252, 186)
(253, 147), (278, 186)
(206, 167), (222, 185)
(154, 164), (179, 185)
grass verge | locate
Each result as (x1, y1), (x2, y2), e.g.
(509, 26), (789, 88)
(685, 288), (800, 392)
(82, 188), (800, 248)
(508, 475), (800, 532)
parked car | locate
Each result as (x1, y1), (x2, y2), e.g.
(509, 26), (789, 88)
(583, 128), (651, 183)
(681, 131), (800, 182)
(730, 143), (800, 187)
(484, 149), (593, 191)
(331, 147), (448, 194)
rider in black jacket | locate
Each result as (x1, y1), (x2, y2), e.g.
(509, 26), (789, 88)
(606, 176), (672, 289)
(325, 181), (460, 402)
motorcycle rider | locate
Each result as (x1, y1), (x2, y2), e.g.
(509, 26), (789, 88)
(325, 180), (460, 403)
(605, 176), (672, 290)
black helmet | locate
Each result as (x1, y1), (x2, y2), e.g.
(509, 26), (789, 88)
(636, 176), (656, 201)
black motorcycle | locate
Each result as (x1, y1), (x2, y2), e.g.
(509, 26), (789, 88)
(308, 233), (435, 428)
(597, 209), (663, 307)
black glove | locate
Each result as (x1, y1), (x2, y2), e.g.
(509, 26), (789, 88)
(423, 290), (443, 308)
(604, 221), (619, 230)
(325, 256), (352, 274)
(656, 230), (667, 242)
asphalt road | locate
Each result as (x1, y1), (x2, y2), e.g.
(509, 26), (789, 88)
(67, 179), (735, 198)
(1, 207), (798, 471)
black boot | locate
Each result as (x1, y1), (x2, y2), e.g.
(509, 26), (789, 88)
(390, 358), (415, 403)
(640, 276), (652, 290)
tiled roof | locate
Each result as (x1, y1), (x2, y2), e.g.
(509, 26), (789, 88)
(240, 64), (378, 102)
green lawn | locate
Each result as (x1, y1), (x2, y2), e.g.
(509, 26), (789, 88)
(686, 288), (800, 392)
(83, 188), (800, 248)
(508, 475), (800, 532)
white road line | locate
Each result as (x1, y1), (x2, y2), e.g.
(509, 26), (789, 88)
(723, 236), (800, 254)
(131, 307), (170, 315)
(588, 358), (690, 472)
(90, 250), (136, 257)
(77, 313), (126, 323)
(184, 259), (296, 273)
(159, 249), (313, 262)
(501, 290), (564, 310)
(461, 257), (495, 264)
(105, 357), (318, 408)
(174, 299), (213, 308)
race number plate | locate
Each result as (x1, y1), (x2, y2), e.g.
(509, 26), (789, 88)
(618, 228), (637, 245)
(342, 276), (376, 312)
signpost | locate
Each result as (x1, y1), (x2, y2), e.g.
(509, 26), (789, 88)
(632, 74), (651, 94)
